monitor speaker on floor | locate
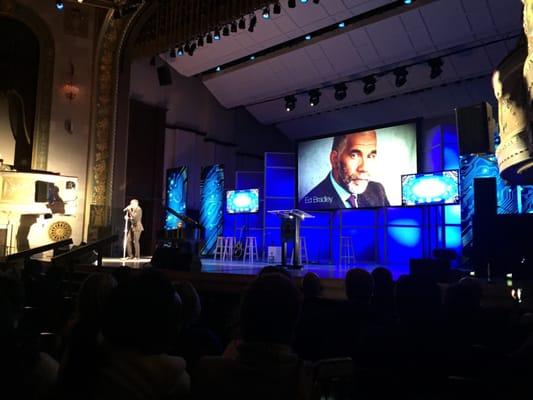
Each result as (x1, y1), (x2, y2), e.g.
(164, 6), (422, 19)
(157, 65), (172, 86)
(456, 102), (495, 155)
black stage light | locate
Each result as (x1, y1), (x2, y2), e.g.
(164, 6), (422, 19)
(334, 83), (347, 101)
(248, 15), (257, 32)
(184, 42), (190, 53)
(313, 0), (320, 3)
(273, 2), (281, 14)
(223, 25), (230, 36)
(363, 75), (376, 95)
(214, 28), (221, 40)
(308, 89), (321, 106)
(262, 6), (270, 19)
(288, 0), (296, 8)
(285, 95), (297, 112)
(239, 17), (246, 30)
(394, 67), (408, 87)
(188, 42), (196, 56)
(429, 58), (443, 79)
(206, 33), (213, 44)
(231, 21), (238, 32)
(177, 46), (184, 56)
(197, 36), (204, 47)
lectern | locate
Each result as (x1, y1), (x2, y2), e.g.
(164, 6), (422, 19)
(268, 209), (313, 269)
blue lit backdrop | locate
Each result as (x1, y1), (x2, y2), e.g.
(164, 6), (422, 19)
(165, 167), (187, 230)
(200, 164), (224, 256)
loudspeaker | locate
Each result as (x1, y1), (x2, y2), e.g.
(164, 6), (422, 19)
(151, 246), (192, 270)
(157, 65), (172, 86)
(473, 177), (497, 217)
(456, 102), (495, 155)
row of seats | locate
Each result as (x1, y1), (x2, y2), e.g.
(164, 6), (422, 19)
(213, 236), (359, 264)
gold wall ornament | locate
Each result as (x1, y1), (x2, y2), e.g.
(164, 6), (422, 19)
(48, 221), (73, 241)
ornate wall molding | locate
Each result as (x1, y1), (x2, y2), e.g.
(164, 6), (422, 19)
(0, 3), (54, 170)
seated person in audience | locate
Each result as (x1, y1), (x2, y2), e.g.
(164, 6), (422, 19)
(58, 272), (117, 399)
(173, 281), (222, 371)
(370, 267), (395, 319)
(193, 274), (311, 400)
(0, 273), (58, 400)
(93, 270), (190, 400)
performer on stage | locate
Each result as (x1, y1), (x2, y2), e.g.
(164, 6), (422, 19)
(125, 199), (143, 259)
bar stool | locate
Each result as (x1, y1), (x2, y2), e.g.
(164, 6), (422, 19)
(213, 236), (225, 260)
(243, 236), (259, 263)
(340, 236), (355, 266)
(290, 236), (309, 264)
(223, 236), (236, 261)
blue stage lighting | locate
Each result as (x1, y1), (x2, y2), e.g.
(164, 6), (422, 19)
(338, 22), (345, 28)
(300, 0), (309, 3)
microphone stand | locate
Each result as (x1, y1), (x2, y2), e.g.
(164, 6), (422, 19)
(122, 209), (129, 259)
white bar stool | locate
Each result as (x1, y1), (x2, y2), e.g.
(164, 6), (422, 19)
(243, 236), (259, 263)
(290, 236), (309, 264)
(213, 236), (225, 260)
(340, 236), (356, 266)
(223, 236), (236, 261)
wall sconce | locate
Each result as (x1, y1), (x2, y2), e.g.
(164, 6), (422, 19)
(64, 83), (80, 102)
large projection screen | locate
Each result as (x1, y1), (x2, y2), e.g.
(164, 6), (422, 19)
(298, 122), (417, 210)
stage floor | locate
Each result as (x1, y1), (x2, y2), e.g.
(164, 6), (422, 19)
(101, 257), (411, 280)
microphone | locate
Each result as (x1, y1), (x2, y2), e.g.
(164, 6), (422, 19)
(123, 206), (130, 212)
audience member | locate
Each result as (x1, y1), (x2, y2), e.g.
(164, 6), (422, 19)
(174, 281), (222, 371)
(193, 273), (310, 400)
(94, 269), (189, 399)
(370, 267), (395, 317)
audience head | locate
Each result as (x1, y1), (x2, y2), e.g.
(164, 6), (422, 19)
(102, 269), (182, 354)
(0, 273), (24, 335)
(77, 273), (117, 324)
(444, 277), (482, 314)
(302, 272), (322, 299)
(175, 281), (201, 326)
(345, 268), (374, 304)
(241, 274), (302, 345)
(395, 275), (441, 322)
(371, 267), (393, 293)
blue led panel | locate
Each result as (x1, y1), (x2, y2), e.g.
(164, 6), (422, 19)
(265, 153), (295, 168)
(341, 209), (376, 226)
(165, 166), (187, 230)
(200, 164), (224, 256)
(402, 170), (459, 206)
(387, 207), (423, 226)
(264, 167), (295, 198)
(226, 189), (259, 214)
(387, 226), (423, 262)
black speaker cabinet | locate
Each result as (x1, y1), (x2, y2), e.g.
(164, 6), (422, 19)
(456, 102), (495, 155)
(157, 65), (172, 86)
(473, 177), (497, 217)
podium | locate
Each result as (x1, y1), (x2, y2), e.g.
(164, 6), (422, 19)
(268, 209), (313, 269)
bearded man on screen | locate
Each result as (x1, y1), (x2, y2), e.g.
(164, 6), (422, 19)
(300, 130), (390, 209)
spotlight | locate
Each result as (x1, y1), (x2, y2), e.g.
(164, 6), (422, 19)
(300, 0), (309, 3)
(403, 0), (413, 4)
(216, 66), (222, 72)
(262, 6), (270, 19)
(393, 67), (408, 87)
(273, 2), (281, 14)
(363, 75), (376, 95)
(250, 55), (256, 60)
(334, 83), (347, 101)
(239, 17), (246, 30)
(169, 48), (176, 59)
(197, 36), (204, 47)
(77, 0), (84, 3)
(214, 28), (221, 40)
(308, 89), (321, 106)
(206, 33), (213, 44)
(177, 46), (184, 56)
(285, 95), (297, 112)
(248, 15), (257, 32)
(429, 58), (443, 79)
(223, 25), (230, 36)
(338, 22), (345, 28)
(305, 34), (311, 40)
(288, 0), (296, 8)
(55, 0), (64, 10)
(231, 21), (237, 33)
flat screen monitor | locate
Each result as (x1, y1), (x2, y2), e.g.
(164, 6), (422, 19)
(298, 122), (418, 210)
(226, 189), (259, 214)
(401, 170), (460, 206)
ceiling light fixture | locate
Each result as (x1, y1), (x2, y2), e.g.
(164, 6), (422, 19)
(363, 75), (377, 95)
(429, 58), (443, 79)
(262, 6), (270, 19)
(285, 95), (297, 112)
(273, 2), (281, 14)
(288, 0), (296, 8)
(239, 17), (246, 30)
(248, 15), (257, 32)
(394, 67), (408, 87)
(206, 33), (213, 44)
(56, 1), (64, 10)
(223, 25), (230, 36)
(334, 83), (347, 101)
(214, 28), (221, 40)
(231, 21), (238, 33)
(308, 89), (321, 106)
(197, 36), (204, 47)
